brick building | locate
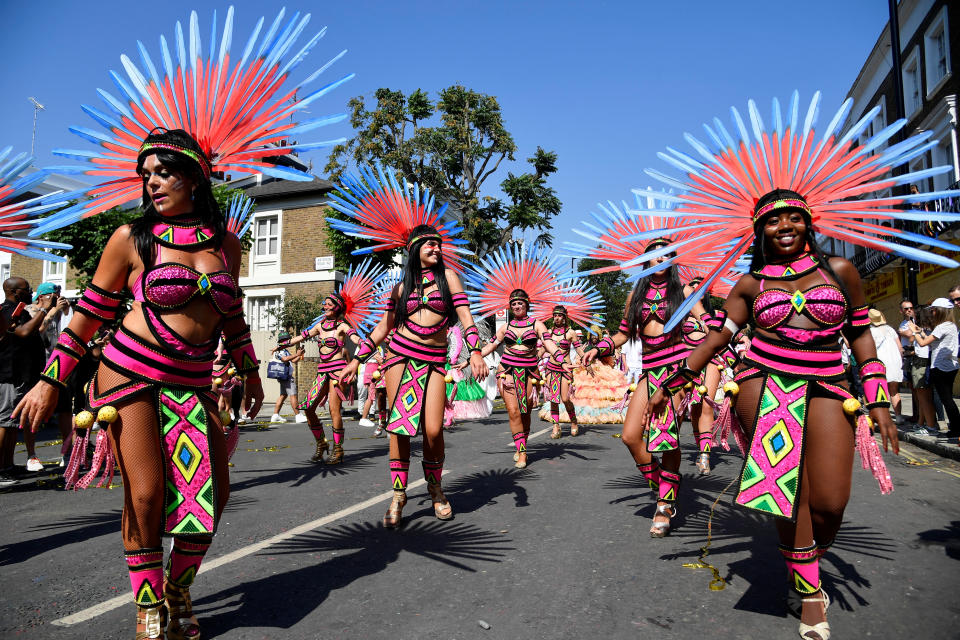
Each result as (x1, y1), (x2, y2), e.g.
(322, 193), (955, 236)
(838, 0), (959, 393)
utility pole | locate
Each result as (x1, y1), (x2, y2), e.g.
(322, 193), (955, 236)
(28, 97), (45, 156)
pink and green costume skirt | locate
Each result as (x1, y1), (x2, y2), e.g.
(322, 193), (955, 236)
(734, 336), (855, 521)
(91, 327), (222, 537)
(641, 338), (692, 453)
(381, 332), (448, 437)
(501, 349), (540, 414)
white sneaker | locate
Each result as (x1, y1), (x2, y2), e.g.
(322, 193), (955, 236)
(26, 457), (44, 472)
(237, 413), (249, 424)
(270, 414), (286, 423)
(358, 418), (375, 428)
(294, 414), (308, 423)
(373, 426), (385, 437)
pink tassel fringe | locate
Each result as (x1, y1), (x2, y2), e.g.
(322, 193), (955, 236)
(63, 428), (91, 489)
(855, 414), (894, 495)
(76, 428), (113, 489)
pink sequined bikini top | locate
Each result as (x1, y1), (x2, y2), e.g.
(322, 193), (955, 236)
(505, 318), (538, 349)
(752, 254), (847, 341)
(549, 327), (571, 350)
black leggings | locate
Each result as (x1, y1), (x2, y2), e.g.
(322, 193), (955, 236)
(929, 368), (960, 432)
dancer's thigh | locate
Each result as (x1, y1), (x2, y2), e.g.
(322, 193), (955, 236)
(803, 396), (854, 515)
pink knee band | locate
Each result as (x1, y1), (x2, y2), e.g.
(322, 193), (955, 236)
(637, 460), (660, 491)
(779, 543), (820, 594)
(389, 458), (409, 491)
(125, 548), (165, 608)
(658, 469), (681, 502)
(512, 432), (527, 454)
(167, 538), (211, 588)
(422, 458), (443, 486)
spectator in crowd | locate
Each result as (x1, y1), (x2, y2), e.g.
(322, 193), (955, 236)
(906, 304), (943, 433)
(898, 299), (920, 424)
(912, 298), (960, 437)
(270, 329), (306, 423)
(950, 284), (960, 310)
(869, 308), (903, 420)
(22, 283), (73, 470)
(0, 278), (54, 485)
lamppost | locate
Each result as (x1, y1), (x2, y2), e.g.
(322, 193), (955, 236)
(28, 96), (45, 156)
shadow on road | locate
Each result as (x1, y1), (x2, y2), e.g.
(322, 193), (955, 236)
(196, 520), (514, 634)
(915, 519), (960, 560)
(442, 467), (540, 513)
(0, 509), (121, 566)
(229, 445), (383, 491)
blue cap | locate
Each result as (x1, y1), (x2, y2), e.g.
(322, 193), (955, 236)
(33, 282), (60, 301)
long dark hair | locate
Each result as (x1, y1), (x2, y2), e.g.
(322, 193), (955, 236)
(624, 263), (686, 341)
(689, 277), (713, 314)
(749, 188), (846, 298)
(130, 129), (225, 268)
(395, 224), (455, 328)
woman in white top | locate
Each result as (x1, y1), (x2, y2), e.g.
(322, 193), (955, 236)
(868, 309), (903, 419)
(913, 298), (959, 436)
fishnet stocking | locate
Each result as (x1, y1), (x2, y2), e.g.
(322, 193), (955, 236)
(98, 365), (230, 550)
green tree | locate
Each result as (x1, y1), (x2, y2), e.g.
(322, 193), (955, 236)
(577, 258), (629, 334)
(269, 294), (326, 337)
(324, 86), (561, 259)
(44, 184), (251, 288)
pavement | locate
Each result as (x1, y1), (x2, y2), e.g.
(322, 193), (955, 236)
(2, 407), (959, 639)
(893, 394), (960, 462)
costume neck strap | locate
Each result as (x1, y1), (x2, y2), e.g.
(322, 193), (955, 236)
(151, 221), (216, 248)
(752, 253), (819, 279)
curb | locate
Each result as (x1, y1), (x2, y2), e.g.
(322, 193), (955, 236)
(897, 427), (960, 462)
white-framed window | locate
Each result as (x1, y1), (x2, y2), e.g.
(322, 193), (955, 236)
(254, 214), (280, 260)
(0, 263), (9, 284)
(902, 46), (922, 116)
(42, 259), (66, 289)
(246, 295), (282, 332)
(924, 6), (951, 96)
(932, 138), (954, 192)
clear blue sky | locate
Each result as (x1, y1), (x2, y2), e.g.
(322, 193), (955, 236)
(0, 1), (891, 247)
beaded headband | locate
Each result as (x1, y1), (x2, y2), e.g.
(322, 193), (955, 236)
(327, 291), (346, 311)
(406, 232), (442, 249)
(138, 142), (212, 180)
(645, 237), (671, 250)
(752, 198), (812, 224)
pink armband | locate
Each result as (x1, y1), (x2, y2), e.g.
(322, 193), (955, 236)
(301, 328), (312, 340)
(225, 330), (259, 374)
(465, 326), (482, 353)
(618, 318), (629, 333)
(40, 328), (88, 390)
(75, 284), (123, 322)
(592, 336), (615, 357)
(451, 292), (470, 308)
(703, 310), (726, 331)
(353, 338), (377, 363)
(859, 358), (891, 409)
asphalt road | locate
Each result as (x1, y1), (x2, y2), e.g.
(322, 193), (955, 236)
(2, 409), (959, 639)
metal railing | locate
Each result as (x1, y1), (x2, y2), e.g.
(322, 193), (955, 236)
(851, 180), (960, 275)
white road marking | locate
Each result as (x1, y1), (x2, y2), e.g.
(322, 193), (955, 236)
(504, 426), (551, 448)
(53, 477), (433, 626)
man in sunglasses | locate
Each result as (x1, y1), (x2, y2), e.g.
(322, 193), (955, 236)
(898, 299), (919, 427)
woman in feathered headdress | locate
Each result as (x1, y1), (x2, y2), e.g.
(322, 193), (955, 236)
(465, 245), (592, 468)
(334, 166), (488, 528)
(643, 91), (960, 639)
(13, 8), (351, 637)
(15, 127), (261, 640)
(272, 260), (385, 465)
(581, 235), (712, 538)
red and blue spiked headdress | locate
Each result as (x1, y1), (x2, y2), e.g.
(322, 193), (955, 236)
(565, 190), (742, 295)
(32, 7), (352, 236)
(305, 258), (388, 338)
(326, 163), (468, 271)
(0, 148), (72, 260)
(225, 193), (254, 238)
(638, 90), (960, 330)
(463, 243), (601, 325)
(555, 277), (605, 331)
